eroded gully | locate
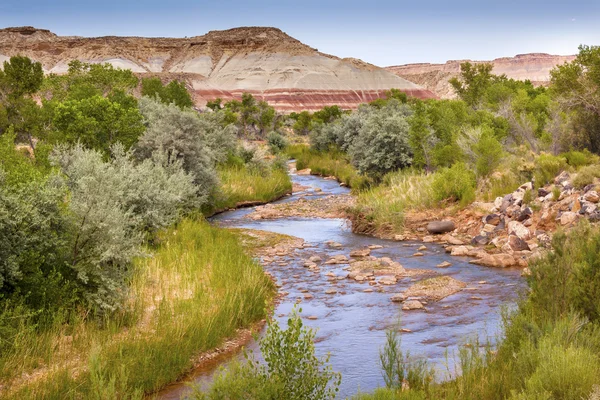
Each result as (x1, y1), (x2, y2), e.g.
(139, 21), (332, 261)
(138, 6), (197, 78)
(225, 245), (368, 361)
(158, 167), (525, 399)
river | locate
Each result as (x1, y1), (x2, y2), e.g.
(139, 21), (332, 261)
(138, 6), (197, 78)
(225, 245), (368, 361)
(158, 167), (525, 399)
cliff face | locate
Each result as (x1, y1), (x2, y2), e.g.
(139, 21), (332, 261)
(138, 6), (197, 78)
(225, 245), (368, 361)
(386, 53), (576, 99)
(0, 26), (436, 111)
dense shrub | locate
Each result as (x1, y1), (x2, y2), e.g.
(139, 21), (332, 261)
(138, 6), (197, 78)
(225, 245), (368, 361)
(572, 164), (600, 188)
(562, 149), (599, 168)
(267, 131), (288, 153)
(137, 97), (223, 200)
(51, 143), (197, 311)
(533, 153), (568, 186)
(193, 308), (341, 400)
(432, 162), (476, 204)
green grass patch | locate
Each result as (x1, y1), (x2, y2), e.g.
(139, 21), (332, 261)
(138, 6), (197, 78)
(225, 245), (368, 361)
(346, 169), (435, 235)
(0, 219), (275, 399)
(205, 163), (292, 215)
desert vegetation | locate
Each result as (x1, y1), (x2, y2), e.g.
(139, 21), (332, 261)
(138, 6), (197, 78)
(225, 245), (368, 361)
(0, 57), (289, 397)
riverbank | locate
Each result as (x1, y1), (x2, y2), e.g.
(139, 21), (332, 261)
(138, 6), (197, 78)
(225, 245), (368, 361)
(0, 220), (277, 399)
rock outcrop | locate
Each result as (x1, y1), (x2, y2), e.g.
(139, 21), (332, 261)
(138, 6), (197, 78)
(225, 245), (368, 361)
(0, 26), (436, 111)
(386, 53), (576, 99)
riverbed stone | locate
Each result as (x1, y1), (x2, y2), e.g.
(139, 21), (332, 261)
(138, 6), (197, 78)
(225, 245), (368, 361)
(390, 293), (407, 302)
(402, 300), (425, 310)
(412, 252), (424, 257)
(368, 244), (383, 250)
(450, 245), (471, 256)
(309, 255), (322, 263)
(379, 276), (398, 285)
(584, 191), (599, 203)
(325, 289), (337, 294)
(417, 245), (427, 251)
(350, 248), (371, 258)
(469, 253), (520, 268)
(442, 235), (464, 245)
(436, 261), (452, 268)
(508, 235), (530, 251)
(404, 276), (466, 301)
(325, 255), (348, 264)
(326, 241), (343, 249)
(426, 220), (456, 234)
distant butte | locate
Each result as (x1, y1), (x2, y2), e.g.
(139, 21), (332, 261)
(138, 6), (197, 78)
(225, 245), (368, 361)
(0, 26), (436, 111)
(386, 53), (576, 99)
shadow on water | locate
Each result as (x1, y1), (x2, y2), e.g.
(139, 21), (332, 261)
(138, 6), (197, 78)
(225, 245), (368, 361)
(158, 170), (525, 399)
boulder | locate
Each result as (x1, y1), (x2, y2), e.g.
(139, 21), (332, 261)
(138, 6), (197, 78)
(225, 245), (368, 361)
(450, 245), (470, 256)
(584, 191), (599, 203)
(309, 255), (322, 263)
(390, 293), (407, 302)
(560, 211), (578, 226)
(402, 300), (424, 310)
(326, 241), (343, 249)
(471, 235), (489, 246)
(538, 188), (550, 197)
(554, 171), (570, 185)
(508, 235), (530, 251)
(296, 168), (312, 175)
(426, 220), (456, 234)
(516, 207), (533, 222)
(507, 221), (532, 240)
(482, 224), (496, 233)
(469, 253), (520, 268)
(485, 214), (501, 225)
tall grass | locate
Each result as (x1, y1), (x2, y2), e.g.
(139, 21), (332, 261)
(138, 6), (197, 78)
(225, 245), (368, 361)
(347, 170), (435, 235)
(286, 145), (370, 189)
(0, 219), (275, 399)
(205, 163), (292, 215)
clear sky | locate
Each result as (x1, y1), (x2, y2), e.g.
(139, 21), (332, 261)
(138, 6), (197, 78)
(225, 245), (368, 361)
(1, 0), (598, 66)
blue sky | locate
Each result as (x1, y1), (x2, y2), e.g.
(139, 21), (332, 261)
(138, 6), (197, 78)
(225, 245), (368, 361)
(1, 0), (598, 66)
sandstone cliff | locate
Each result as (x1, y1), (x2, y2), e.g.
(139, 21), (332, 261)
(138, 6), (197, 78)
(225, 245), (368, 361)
(0, 26), (436, 111)
(386, 53), (576, 99)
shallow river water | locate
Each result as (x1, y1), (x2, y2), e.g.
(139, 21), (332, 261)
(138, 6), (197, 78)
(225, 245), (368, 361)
(159, 169), (525, 399)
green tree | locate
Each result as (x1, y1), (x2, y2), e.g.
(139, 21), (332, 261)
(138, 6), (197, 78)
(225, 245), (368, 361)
(1, 55), (43, 97)
(449, 62), (494, 108)
(141, 77), (194, 109)
(49, 95), (144, 154)
(293, 111), (313, 135)
(551, 45), (600, 152)
(206, 97), (223, 111)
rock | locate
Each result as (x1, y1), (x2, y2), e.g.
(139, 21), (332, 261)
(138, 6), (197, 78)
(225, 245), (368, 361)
(584, 191), (599, 203)
(297, 168), (312, 175)
(303, 293), (314, 299)
(394, 234), (407, 241)
(314, 188), (322, 193)
(517, 207), (533, 222)
(417, 245), (427, 251)
(485, 214), (501, 225)
(402, 300), (425, 310)
(368, 244), (383, 250)
(412, 252), (424, 257)
(538, 188), (550, 197)
(508, 235), (530, 251)
(404, 276), (467, 301)
(436, 261), (452, 268)
(443, 235), (464, 245)
(560, 211), (578, 226)
(391, 293), (407, 302)
(422, 236), (436, 243)
(506, 204), (521, 218)
(450, 245), (470, 256)
(306, 315), (318, 320)
(469, 253), (520, 268)
(325, 255), (348, 264)
(521, 267), (532, 277)
(471, 235), (489, 246)
(554, 171), (570, 185)
(494, 197), (504, 209)
(350, 248), (371, 258)
(520, 182), (533, 191)
(309, 255), (322, 263)
(482, 224), (496, 233)
(363, 288), (374, 293)
(326, 241), (343, 249)
(325, 289), (337, 294)
(354, 275), (366, 282)
(303, 261), (317, 268)
(507, 221), (532, 240)
(379, 276), (398, 285)
(426, 220), (456, 234)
